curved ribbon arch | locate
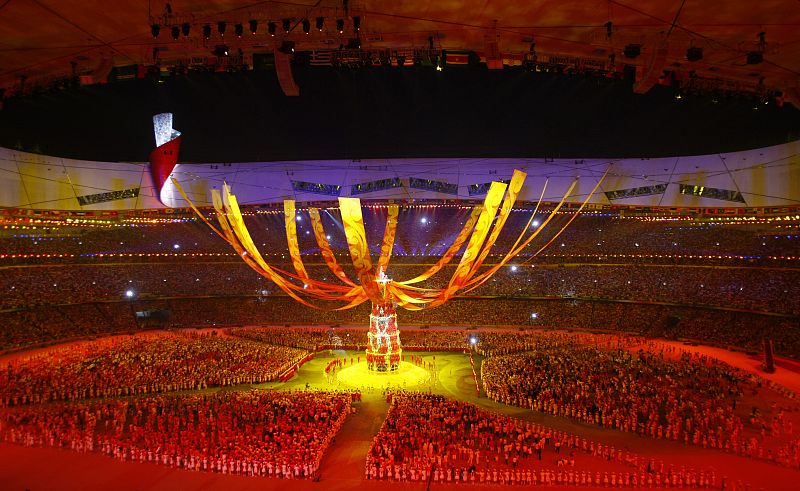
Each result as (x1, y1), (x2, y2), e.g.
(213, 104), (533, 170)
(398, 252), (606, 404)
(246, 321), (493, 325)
(171, 167), (607, 311)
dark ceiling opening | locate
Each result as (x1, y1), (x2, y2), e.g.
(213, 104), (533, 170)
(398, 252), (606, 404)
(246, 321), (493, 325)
(1, 64), (798, 163)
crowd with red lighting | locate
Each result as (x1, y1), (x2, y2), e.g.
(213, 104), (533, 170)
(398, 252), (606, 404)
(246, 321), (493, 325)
(0, 332), (308, 407)
(1, 206), (799, 488)
(480, 334), (800, 468)
(0, 390), (351, 479)
(0, 321), (796, 485)
(366, 392), (720, 487)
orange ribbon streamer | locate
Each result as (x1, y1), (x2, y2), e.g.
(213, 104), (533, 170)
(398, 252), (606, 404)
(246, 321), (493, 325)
(308, 208), (356, 286)
(459, 179), (578, 295)
(398, 206), (482, 285)
(172, 168), (606, 313)
(464, 168), (609, 294)
(283, 200), (312, 287)
(215, 187), (318, 307)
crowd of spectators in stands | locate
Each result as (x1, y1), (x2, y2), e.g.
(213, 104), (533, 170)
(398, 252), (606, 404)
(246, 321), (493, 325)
(0, 332), (308, 406)
(0, 302), (140, 351)
(0, 390), (351, 479)
(3, 210), (798, 263)
(481, 335), (800, 468)
(366, 392), (720, 487)
(2, 295), (798, 358)
(1, 207), (799, 360)
(2, 262), (798, 315)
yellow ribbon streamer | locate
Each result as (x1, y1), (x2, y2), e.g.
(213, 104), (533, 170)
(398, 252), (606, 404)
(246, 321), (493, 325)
(459, 180), (578, 295)
(467, 169), (527, 277)
(523, 168), (611, 262)
(377, 205), (399, 273)
(423, 181), (508, 308)
(464, 168), (609, 293)
(283, 200), (312, 287)
(338, 197), (381, 303)
(398, 206), (482, 285)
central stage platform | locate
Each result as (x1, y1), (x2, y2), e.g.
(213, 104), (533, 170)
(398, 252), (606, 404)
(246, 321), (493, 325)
(336, 361), (430, 388)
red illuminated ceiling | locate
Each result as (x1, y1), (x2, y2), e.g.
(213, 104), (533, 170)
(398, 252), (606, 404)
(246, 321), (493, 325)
(1, 1), (798, 93)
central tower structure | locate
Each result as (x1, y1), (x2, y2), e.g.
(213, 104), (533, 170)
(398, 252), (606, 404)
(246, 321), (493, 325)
(366, 268), (402, 371)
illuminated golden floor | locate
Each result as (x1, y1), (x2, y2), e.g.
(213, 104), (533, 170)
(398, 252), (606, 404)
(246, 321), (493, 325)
(334, 361), (431, 389)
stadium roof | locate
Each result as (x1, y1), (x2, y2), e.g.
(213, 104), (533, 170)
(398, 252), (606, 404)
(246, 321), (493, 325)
(1, 0), (800, 91)
(1, 1), (799, 208)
